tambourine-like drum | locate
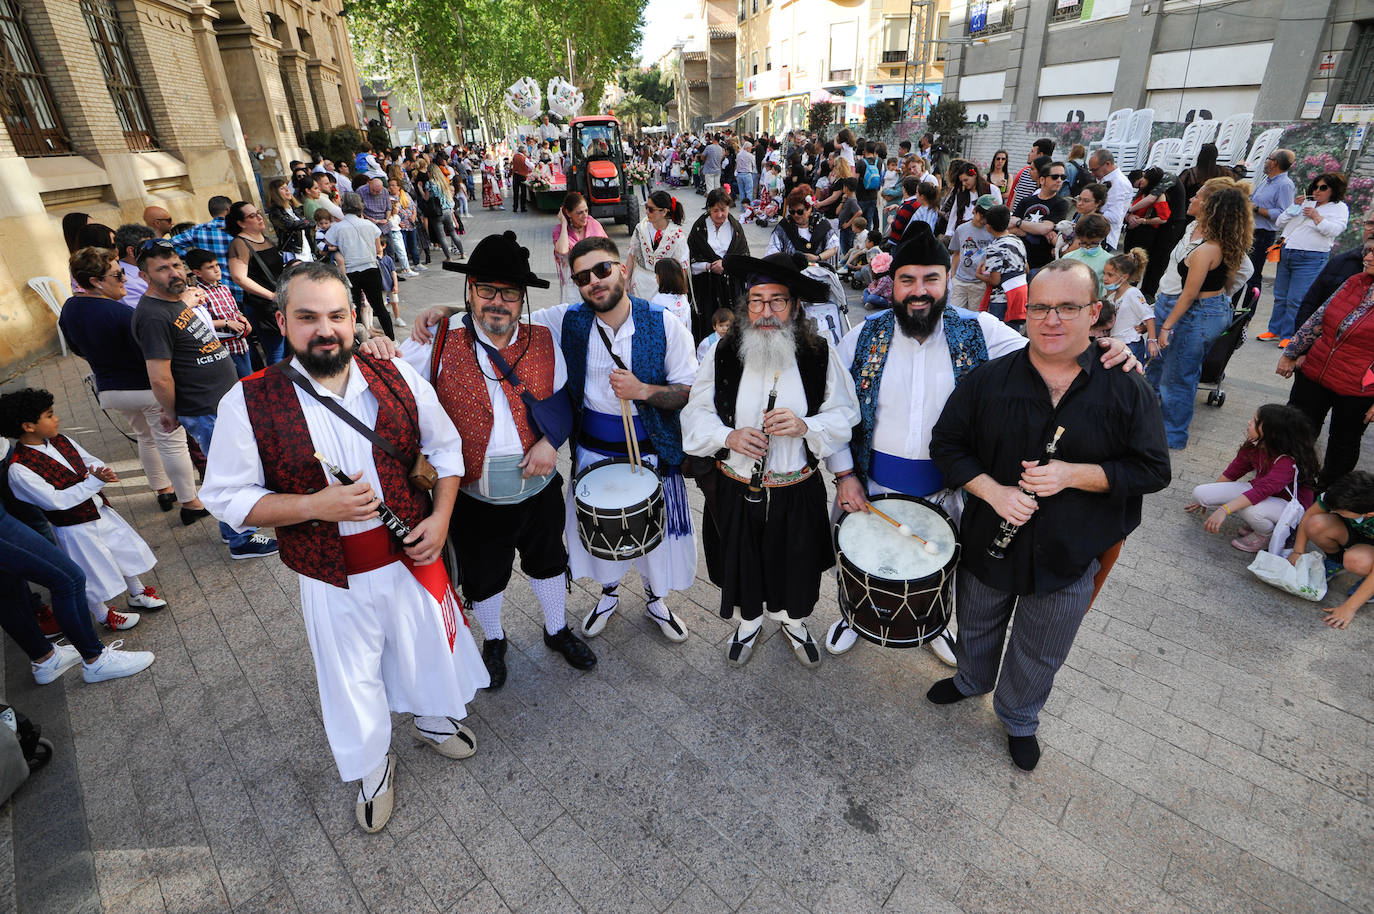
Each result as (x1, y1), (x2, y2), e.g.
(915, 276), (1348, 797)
(833, 494), (960, 648)
(573, 458), (665, 560)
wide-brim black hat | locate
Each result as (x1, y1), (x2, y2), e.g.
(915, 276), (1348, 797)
(722, 252), (829, 302)
(441, 230), (550, 288)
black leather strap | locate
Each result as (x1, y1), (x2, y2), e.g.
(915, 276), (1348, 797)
(277, 362), (404, 462)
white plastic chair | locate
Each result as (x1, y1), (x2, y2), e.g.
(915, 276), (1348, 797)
(1146, 138), (1181, 171)
(1241, 127), (1284, 175)
(1196, 119), (1219, 144)
(28, 276), (69, 357)
(1161, 120), (1214, 172)
(1090, 108), (1132, 152)
(1114, 108), (1155, 170)
(1212, 113), (1253, 167)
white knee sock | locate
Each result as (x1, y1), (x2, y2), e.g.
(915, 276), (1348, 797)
(360, 755), (391, 797)
(596, 580), (621, 614)
(530, 574), (566, 635)
(413, 715), (457, 744)
(123, 575), (145, 596)
(86, 595), (109, 623)
(471, 595), (504, 640)
(736, 616), (763, 638)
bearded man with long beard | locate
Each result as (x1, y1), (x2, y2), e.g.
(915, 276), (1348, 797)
(200, 261), (488, 833)
(824, 223), (1140, 663)
(682, 253), (859, 667)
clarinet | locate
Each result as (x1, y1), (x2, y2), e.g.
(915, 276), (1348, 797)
(986, 426), (1065, 559)
(313, 451), (414, 542)
(744, 371), (781, 504)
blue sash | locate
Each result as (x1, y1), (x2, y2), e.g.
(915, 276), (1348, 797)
(870, 451), (944, 498)
(581, 408), (648, 457)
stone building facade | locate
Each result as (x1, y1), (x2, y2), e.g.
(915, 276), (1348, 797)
(0, 0), (363, 378)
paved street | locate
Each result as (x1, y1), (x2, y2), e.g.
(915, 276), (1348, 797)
(3, 187), (1373, 914)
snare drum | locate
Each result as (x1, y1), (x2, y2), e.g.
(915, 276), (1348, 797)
(573, 458), (666, 560)
(833, 494), (960, 648)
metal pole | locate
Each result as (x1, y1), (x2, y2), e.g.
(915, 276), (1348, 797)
(412, 53), (428, 123)
(901, 0), (914, 120)
(566, 35), (575, 83)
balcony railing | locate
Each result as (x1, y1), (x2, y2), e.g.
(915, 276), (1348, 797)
(967, 2), (1014, 37)
(1049, 1), (1084, 23)
(828, 69), (852, 82)
(881, 50), (908, 63)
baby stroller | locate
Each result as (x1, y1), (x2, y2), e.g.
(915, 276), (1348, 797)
(801, 263), (851, 346)
(1199, 286), (1260, 408)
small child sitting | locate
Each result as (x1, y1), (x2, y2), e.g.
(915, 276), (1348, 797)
(1187, 403), (1318, 553)
(1, 389), (166, 632)
(696, 307), (735, 363)
(186, 248), (252, 379)
(1288, 470), (1374, 628)
(650, 259), (692, 332)
(843, 229), (879, 277)
(862, 251), (894, 309)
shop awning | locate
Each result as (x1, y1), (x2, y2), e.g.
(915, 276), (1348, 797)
(705, 103), (759, 127)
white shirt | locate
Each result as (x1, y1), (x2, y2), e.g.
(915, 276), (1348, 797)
(1100, 167), (1133, 249)
(1108, 287), (1153, 345)
(649, 292), (692, 332)
(691, 219), (734, 273)
(825, 310), (1026, 474)
(324, 215), (380, 272)
(400, 317), (568, 459)
(1277, 201), (1350, 253)
(200, 356), (464, 533)
(683, 339), (859, 478)
(530, 303), (698, 419)
(8, 438), (106, 510)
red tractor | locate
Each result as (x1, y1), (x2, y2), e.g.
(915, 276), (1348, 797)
(566, 115), (639, 235)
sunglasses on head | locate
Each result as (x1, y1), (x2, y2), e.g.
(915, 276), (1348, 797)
(571, 260), (618, 286)
(140, 238), (176, 254)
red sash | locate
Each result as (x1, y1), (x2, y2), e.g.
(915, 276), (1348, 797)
(339, 526), (466, 651)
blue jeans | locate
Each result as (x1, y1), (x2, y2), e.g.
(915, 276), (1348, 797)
(0, 502), (104, 660)
(1146, 291), (1232, 448)
(230, 350), (252, 379)
(735, 172), (756, 202)
(1267, 248), (1328, 338)
(178, 412), (258, 549)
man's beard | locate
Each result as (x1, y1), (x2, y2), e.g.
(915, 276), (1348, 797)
(894, 292), (947, 340)
(738, 315), (797, 374)
(583, 276), (626, 313)
(291, 333), (357, 376)
(475, 304), (517, 338)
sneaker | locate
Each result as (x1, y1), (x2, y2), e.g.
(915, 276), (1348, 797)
(1256, 332), (1278, 341)
(403, 269), (420, 278)
(1324, 556), (1345, 578)
(414, 264), (428, 272)
(1278, 338), (1292, 349)
(33, 644), (82, 685)
(34, 604), (60, 640)
(127, 587), (167, 611)
(393, 316), (407, 327)
(928, 631), (957, 667)
(82, 640), (155, 682)
(825, 617), (859, 655)
(1230, 531), (1269, 553)
(102, 609), (140, 631)
(229, 533), (279, 560)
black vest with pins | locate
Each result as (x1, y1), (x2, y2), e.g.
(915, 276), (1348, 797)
(711, 332), (828, 465)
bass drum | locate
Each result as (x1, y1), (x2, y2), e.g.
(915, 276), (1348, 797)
(833, 494), (960, 648)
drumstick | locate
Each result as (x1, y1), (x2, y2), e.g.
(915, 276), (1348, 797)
(867, 504), (940, 555)
(620, 397), (641, 473)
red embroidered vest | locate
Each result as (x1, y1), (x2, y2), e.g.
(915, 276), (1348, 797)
(430, 319), (557, 487)
(242, 355), (429, 588)
(1300, 272), (1374, 398)
(9, 436), (104, 526)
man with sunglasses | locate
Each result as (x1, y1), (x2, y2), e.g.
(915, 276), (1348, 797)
(1009, 161), (1071, 274)
(928, 259), (1169, 771)
(682, 253), (859, 667)
(383, 232), (594, 687)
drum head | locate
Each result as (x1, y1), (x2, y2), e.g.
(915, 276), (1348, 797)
(575, 458), (661, 508)
(835, 496), (957, 582)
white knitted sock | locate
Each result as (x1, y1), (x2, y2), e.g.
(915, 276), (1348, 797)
(123, 575), (145, 596)
(86, 595), (109, 623)
(471, 594), (504, 641)
(359, 755), (391, 799)
(413, 715), (457, 744)
(530, 574), (567, 635)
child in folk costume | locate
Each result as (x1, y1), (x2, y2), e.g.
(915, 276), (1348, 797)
(626, 190), (689, 302)
(1, 389), (166, 632)
(650, 259), (693, 332)
(481, 155), (504, 209)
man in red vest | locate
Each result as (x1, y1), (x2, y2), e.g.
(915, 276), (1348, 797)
(199, 260), (488, 834)
(387, 231), (595, 688)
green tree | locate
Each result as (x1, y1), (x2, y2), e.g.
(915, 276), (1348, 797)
(928, 98), (968, 143)
(620, 65), (675, 111)
(808, 101), (836, 132)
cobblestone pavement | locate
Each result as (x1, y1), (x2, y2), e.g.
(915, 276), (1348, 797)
(3, 186), (1372, 914)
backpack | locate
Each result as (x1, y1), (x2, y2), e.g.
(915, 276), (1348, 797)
(1068, 159), (1092, 197)
(861, 157), (881, 191)
(354, 151), (370, 174)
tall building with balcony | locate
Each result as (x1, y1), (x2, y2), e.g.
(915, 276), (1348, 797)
(731, 0), (950, 135)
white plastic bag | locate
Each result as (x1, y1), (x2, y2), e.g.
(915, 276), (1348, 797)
(1248, 549), (1327, 602)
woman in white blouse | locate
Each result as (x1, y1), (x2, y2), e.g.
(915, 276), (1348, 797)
(687, 188), (750, 342)
(1266, 172), (1350, 342)
(626, 189), (689, 301)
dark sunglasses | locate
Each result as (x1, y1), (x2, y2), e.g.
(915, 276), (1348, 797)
(1046, 173), (1066, 180)
(789, 207), (809, 215)
(571, 260), (618, 286)
(1315, 184), (1331, 190)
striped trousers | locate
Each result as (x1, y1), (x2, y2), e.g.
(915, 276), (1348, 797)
(951, 562), (1098, 736)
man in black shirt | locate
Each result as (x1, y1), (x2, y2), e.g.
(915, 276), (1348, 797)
(1010, 161), (1071, 274)
(928, 259), (1170, 771)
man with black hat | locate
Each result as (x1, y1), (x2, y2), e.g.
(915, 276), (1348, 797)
(390, 231), (594, 688)
(683, 253), (858, 666)
(823, 225), (1139, 663)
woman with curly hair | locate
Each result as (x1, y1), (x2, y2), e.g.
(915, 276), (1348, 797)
(766, 184), (838, 265)
(1146, 176), (1254, 448)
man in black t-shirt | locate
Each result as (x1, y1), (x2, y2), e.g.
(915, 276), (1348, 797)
(131, 240), (277, 560)
(1010, 161), (1071, 273)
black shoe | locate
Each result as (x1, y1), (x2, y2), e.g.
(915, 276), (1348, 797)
(543, 626), (597, 670)
(157, 493), (177, 512)
(1008, 733), (1041, 771)
(180, 506), (211, 526)
(926, 677), (969, 705)
(482, 637), (507, 691)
